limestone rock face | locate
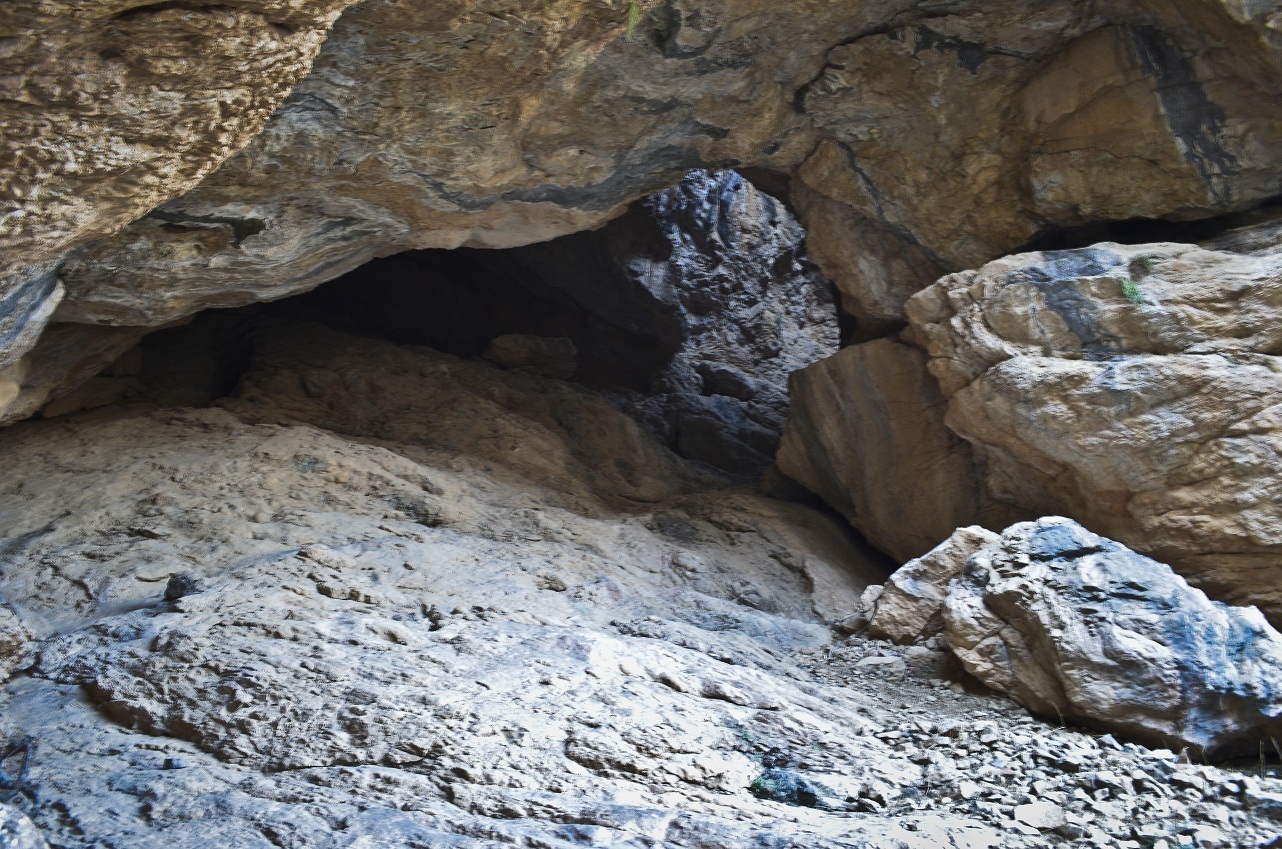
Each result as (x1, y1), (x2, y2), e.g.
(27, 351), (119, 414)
(0, 0), (358, 373)
(0, 0), (1275, 407)
(777, 339), (1018, 562)
(797, 15), (1282, 272)
(940, 518), (1282, 755)
(792, 183), (947, 338)
(576, 170), (838, 474)
(906, 231), (1282, 617)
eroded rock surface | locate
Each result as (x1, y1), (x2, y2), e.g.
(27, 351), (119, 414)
(906, 230), (1282, 617)
(0, 804), (46, 849)
(3, 0), (1281, 412)
(0, 323), (1278, 846)
(297, 170), (839, 475)
(0, 0), (359, 379)
(777, 339), (1018, 562)
(863, 527), (1000, 645)
(570, 170), (838, 474)
(939, 519), (1282, 756)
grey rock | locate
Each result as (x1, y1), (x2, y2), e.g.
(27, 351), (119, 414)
(941, 518), (1282, 754)
(1013, 800), (1066, 830)
(865, 526), (999, 644)
(1248, 788), (1282, 821)
(162, 574), (203, 603)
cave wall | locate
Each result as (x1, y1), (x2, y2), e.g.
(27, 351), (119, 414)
(276, 170), (839, 476)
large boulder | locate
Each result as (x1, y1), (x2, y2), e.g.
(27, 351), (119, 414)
(940, 518), (1282, 755)
(906, 231), (1282, 618)
(776, 339), (1019, 562)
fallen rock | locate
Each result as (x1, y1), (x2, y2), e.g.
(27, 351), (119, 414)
(1012, 800), (1066, 831)
(940, 518), (1282, 754)
(864, 527), (999, 644)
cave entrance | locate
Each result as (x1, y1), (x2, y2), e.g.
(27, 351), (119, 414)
(109, 170), (843, 479)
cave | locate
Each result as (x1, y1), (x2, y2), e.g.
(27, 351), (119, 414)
(4, 2), (1282, 846)
(78, 170), (843, 482)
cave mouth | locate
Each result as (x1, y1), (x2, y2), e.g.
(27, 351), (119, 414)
(109, 170), (844, 481)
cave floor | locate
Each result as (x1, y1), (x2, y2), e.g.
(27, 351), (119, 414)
(0, 323), (1276, 849)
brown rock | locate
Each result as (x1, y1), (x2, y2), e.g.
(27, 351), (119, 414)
(799, 16), (1282, 270)
(0, 0), (358, 272)
(791, 183), (946, 338)
(4, 1), (1282, 415)
(0, 604), (33, 682)
(907, 233), (1282, 618)
(483, 335), (578, 380)
(776, 339), (1016, 563)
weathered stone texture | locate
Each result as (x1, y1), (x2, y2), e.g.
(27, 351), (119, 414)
(0, 0), (358, 290)
(907, 232), (1282, 617)
(0, 0), (1277, 411)
(940, 519), (1282, 755)
(777, 338), (1019, 563)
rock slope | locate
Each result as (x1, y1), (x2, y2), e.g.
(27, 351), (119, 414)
(0, 322), (1277, 847)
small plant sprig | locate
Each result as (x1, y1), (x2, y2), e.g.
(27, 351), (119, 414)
(1120, 277), (1143, 305)
(625, 0), (641, 40)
